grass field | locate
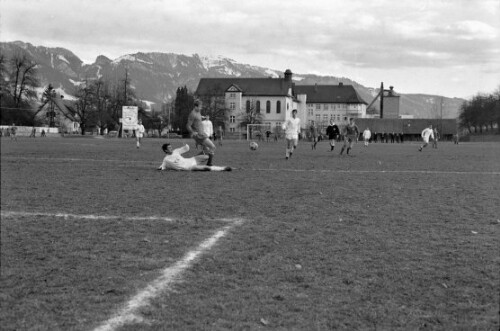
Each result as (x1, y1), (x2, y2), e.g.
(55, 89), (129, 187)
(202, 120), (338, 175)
(1, 136), (499, 331)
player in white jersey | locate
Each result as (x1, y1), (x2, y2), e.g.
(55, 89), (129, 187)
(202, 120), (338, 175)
(202, 116), (214, 139)
(135, 119), (145, 148)
(362, 127), (371, 147)
(157, 143), (231, 171)
(281, 109), (301, 159)
(418, 125), (435, 152)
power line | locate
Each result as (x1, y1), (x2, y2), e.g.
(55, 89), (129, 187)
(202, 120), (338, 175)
(0, 106), (38, 111)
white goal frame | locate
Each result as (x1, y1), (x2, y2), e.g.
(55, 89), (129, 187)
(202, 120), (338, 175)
(246, 124), (272, 141)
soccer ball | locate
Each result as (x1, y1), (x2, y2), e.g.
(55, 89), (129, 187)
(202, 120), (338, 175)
(249, 141), (259, 150)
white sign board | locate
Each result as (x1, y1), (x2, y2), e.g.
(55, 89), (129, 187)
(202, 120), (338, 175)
(121, 106), (138, 131)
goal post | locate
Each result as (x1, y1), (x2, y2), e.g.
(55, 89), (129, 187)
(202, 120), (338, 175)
(246, 123), (272, 141)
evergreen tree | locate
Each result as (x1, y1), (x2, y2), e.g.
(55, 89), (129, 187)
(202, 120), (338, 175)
(173, 86), (194, 135)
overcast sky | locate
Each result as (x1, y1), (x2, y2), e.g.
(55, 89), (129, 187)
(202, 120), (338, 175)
(1, 0), (499, 98)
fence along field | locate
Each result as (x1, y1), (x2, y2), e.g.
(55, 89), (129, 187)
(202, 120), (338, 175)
(1, 137), (499, 330)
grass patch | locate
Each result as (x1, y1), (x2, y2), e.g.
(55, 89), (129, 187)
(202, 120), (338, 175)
(1, 137), (499, 330)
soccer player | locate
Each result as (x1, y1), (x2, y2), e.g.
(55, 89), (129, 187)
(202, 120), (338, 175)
(157, 143), (231, 171)
(202, 115), (214, 140)
(309, 121), (318, 150)
(187, 100), (216, 166)
(282, 109), (301, 160)
(326, 119), (340, 151)
(340, 118), (359, 155)
(432, 127), (440, 149)
(362, 127), (371, 147)
(10, 124), (17, 141)
(418, 125), (435, 151)
(135, 119), (145, 148)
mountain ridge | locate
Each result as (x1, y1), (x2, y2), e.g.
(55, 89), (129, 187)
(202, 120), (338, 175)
(0, 41), (463, 118)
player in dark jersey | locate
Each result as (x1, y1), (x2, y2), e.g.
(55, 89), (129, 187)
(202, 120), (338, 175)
(340, 118), (359, 155)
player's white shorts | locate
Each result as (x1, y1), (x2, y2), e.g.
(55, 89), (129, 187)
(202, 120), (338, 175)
(136, 133), (143, 138)
(286, 134), (298, 141)
(422, 136), (430, 144)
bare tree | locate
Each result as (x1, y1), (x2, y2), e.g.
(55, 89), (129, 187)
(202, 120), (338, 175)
(0, 54), (8, 107)
(198, 86), (229, 132)
(8, 53), (39, 108)
(70, 80), (96, 135)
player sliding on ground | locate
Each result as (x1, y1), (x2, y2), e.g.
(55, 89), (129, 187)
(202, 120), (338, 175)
(157, 143), (231, 171)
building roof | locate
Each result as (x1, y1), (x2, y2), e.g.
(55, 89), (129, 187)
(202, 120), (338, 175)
(294, 84), (368, 104)
(196, 78), (293, 97)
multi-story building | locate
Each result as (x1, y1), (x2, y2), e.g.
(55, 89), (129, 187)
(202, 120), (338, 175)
(195, 69), (367, 137)
(294, 83), (368, 130)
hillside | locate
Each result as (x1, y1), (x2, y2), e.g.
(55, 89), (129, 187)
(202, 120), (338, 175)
(0, 41), (463, 118)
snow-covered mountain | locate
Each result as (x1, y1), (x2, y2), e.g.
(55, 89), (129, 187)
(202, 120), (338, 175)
(0, 41), (463, 118)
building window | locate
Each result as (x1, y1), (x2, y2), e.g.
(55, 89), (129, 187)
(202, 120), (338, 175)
(230, 102), (235, 110)
(323, 115), (328, 123)
(308, 109), (314, 116)
(256, 101), (261, 113)
(316, 104), (321, 110)
(230, 115), (235, 123)
(230, 127), (235, 133)
(315, 114), (320, 122)
(246, 100), (251, 111)
(287, 103), (289, 110)
(266, 100), (271, 113)
(229, 93), (235, 98)
(276, 101), (281, 114)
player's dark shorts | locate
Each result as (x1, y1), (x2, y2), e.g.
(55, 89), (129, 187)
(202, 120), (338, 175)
(193, 134), (209, 145)
(345, 135), (356, 143)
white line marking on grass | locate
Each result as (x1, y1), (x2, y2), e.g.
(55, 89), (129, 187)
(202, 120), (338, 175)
(3, 156), (499, 175)
(248, 168), (500, 175)
(1, 211), (238, 224)
(0, 211), (175, 222)
(93, 218), (244, 331)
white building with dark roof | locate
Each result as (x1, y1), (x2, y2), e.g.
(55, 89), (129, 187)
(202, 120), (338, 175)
(195, 69), (368, 136)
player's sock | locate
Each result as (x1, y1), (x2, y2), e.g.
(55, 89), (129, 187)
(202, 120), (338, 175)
(340, 147), (344, 155)
(347, 147), (350, 154)
(207, 154), (213, 166)
(224, 166), (232, 171)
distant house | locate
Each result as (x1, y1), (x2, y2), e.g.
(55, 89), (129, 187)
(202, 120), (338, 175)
(195, 69), (368, 137)
(35, 92), (80, 134)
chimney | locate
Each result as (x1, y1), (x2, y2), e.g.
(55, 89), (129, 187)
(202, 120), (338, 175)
(338, 82), (343, 87)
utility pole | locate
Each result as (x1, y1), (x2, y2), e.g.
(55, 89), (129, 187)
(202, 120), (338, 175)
(380, 82), (384, 119)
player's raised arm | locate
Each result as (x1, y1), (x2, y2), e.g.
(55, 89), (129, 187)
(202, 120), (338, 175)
(178, 144), (190, 155)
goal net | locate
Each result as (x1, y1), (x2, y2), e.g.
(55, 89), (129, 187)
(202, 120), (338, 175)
(246, 124), (272, 141)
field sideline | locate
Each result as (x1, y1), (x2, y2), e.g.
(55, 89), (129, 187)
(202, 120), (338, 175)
(1, 136), (499, 330)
